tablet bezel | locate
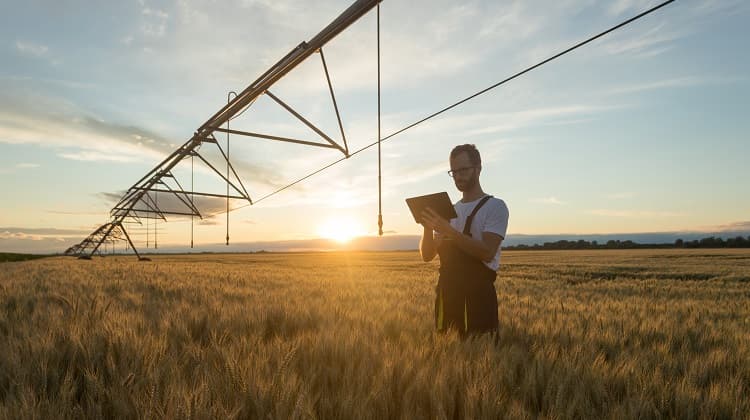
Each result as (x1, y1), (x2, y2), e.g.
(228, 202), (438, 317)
(405, 192), (458, 224)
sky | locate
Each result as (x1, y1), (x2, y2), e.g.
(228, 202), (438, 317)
(1, 0), (749, 254)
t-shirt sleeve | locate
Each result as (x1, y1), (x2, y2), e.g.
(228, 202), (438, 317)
(483, 199), (509, 239)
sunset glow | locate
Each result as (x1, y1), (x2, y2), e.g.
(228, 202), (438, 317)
(316, 218), (365, 243)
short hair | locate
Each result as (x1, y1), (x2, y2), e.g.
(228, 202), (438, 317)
(450, 144), (481, 167)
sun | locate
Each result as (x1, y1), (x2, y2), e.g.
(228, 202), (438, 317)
(317, 218), (364, 243)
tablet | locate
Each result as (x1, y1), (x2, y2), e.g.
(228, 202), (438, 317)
(405, 192), (458, 224)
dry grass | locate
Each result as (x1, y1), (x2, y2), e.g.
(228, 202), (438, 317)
(1, 249), (749, 419)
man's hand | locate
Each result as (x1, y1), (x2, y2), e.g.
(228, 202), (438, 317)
(421, 207), (456, 238)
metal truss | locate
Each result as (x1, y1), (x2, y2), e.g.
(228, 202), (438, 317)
(64, 221), (142, 260)
(67, 0), (382, 259)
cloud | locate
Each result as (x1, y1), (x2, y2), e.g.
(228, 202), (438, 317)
(140, 7), (169, 37)
(586, 209), (684, 218)
(467, 105), (610, 136)
(605, 192), (635, 200)
(0, 75), (95, 90)
(604, 192), (635, 200)
(0, 90), (174, 162)
(119, 0), (588, 98)
(58, 150), (144, 163)
(600, 0), (747, 60)
(709, 221), (750, 232)
(0, 88), (284, 188)
(532, 197), (565, 205)
(0, 234), (81, 253)
(604, 76), (709, 95)
(601, 21), (682, 58)
(14, 40), (49, 57)
(197, 217), (221, 226)
(389, 160), (447, 186)
(607, 0), (656, 17)
(0, 232), (45, 241)
(0, 227), (93, 236)
(46, 210), (108, 216)
(15, 163), (39, 168)
(394, 103), (622, 139)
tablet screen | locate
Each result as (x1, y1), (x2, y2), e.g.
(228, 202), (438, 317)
(405, 192), (458, 224)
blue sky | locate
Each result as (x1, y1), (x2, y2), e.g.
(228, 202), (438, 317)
(1, 0), (748, 253)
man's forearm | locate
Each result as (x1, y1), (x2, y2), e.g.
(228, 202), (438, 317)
(444, 228), (493, 262)
(420, 227), (437, 262)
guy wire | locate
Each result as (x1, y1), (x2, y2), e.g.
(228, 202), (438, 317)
(191, 0), (679, 220)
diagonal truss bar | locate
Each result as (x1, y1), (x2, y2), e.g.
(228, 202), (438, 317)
(165, 171), (202, 217)
(265, 91), (347, 155)
(209, 134), (253, 204)
(192, 153), (248, 201)
(117, 223), (144, 260)
(142, 190), (167, 220)
(210, 127), (338, 149)
(319, 48), (349, 155)
(154, 179), (202, 217)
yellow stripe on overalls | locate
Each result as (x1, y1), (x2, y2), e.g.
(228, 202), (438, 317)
(464, 298), (468, 332)
(437, 288), (444, 330)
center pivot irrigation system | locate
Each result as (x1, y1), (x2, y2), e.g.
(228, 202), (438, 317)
(65, 0), (677, 260)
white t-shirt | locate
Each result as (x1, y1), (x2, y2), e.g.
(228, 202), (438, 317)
(447, 195), (509, 272)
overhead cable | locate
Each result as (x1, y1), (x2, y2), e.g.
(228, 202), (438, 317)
(244, 0), (677, 207)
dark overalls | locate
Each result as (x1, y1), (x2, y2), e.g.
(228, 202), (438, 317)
(435, 195), (499, 336)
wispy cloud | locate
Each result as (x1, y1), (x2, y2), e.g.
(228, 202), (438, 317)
(140, 7), (169, 37)
(586, 209), (684, 218)
(605, 192), (635, 200)
(0, 90), (173, 162)
(58, 150), (145, 163)
(601, 0), (747, 60)
(14, 40), (48, 57)
(389, 160), (447, 186)
(532, 197), (565, 205)
(197, 217), (221, 226)
(0, 88), (283, 188)
(690, 0), (748, 15)
(602, 21), (681, 58)
(0, 227), (93, 242)
(0, 231), (45, 241)
(0, 75), (96, 90)
(46, 210), (108, 216)
(607, 0), (657, 17)
(399, 103), (622, 139)
(604, 76), (711, 95)
(707, 220), (750, 232)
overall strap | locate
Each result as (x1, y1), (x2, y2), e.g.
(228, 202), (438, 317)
(463, 195), (493, 236)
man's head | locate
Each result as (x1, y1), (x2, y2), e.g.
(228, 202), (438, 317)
(449, 144), (482, 192)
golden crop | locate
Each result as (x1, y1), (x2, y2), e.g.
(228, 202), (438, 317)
(1, 249), (748, 419)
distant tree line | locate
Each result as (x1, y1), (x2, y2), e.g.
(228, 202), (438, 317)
(504, 236), (750, 250)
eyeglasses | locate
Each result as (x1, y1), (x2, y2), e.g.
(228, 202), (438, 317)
(447, 166), (476, 178)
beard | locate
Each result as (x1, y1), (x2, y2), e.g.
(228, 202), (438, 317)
(455, 174), (478, 192)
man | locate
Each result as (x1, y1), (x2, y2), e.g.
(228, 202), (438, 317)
(420, 144), (509, 336)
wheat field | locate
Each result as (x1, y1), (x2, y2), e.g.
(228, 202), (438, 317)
(0, 249), (749, 419)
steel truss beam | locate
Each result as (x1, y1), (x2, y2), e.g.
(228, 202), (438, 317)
(69, 0), (382, 259)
